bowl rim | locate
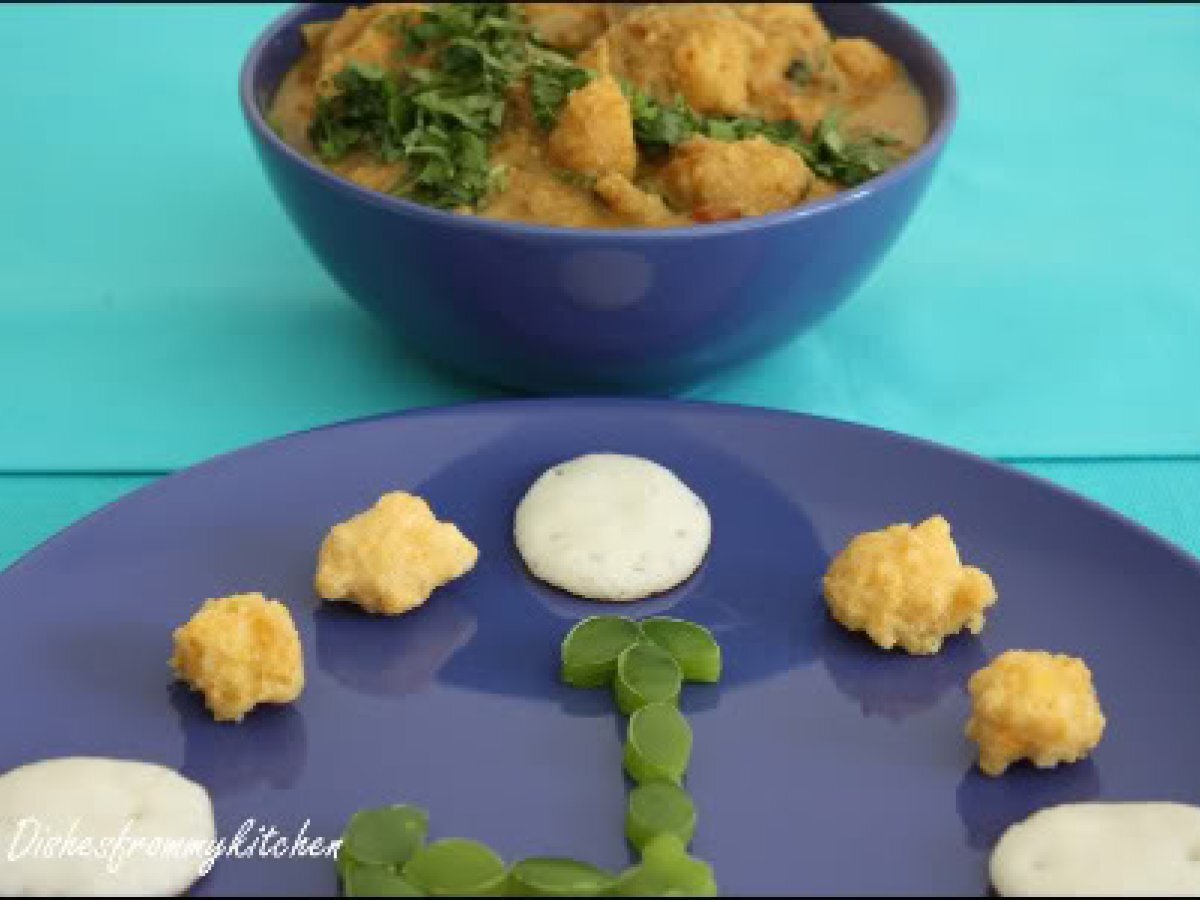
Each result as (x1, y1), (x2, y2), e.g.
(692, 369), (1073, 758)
(240, 1), (959, 241)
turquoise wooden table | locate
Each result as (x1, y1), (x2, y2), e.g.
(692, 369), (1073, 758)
(1, 4), (1199, 569)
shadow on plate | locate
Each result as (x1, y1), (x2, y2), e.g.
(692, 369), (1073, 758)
(313, 598), (477, 697)
(818, 616), (989, 721)
(170, 683), (308, 799)
(49, 621), (174, 713)
(956, 758), (1102, 851)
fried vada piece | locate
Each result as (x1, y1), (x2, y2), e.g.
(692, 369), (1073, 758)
(582, 4), (763, 117)
(314, 3), (416, 97)
(823, 515), (998, 655)
(966, 650), (1106, 777)
(670, 17), (757, 117)
(734, 3), (831, 61)
(830, 37), (898, 94)
(520, 3), (613, 53)
(662, 135), (811, 221)
(594, 173), (682, 227)
(315, 491), (478, 615)
(549, 74), (638, 179)
(170, 592), (304, 722)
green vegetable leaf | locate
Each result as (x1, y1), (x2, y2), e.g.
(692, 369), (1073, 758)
(560, 616), (643, 688)
(638, 618), (722, 684)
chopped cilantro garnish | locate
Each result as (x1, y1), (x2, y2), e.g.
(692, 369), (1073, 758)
(703, 115), (806, 149)
(623, 82), (900, 187)
(626, 88), (701, 152)
(801, 110), (901, 186)
(309, 62), (398, 162)
(529, 51), (593, 130)
(308, 3), (901, 211)
(310, 3), (529, 210)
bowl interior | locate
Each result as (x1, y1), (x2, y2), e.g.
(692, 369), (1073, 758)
(247, 3), (347, 116)
(244, 2), (957, 203)
(817, 2), (955, 136)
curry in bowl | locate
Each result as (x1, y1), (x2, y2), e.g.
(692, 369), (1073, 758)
(270, 3), (929, 228)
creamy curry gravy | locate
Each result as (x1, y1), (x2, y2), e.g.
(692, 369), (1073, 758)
(271, 3), (929, 228)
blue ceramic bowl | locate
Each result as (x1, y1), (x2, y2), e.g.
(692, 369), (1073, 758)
(241, 3), (957, 393)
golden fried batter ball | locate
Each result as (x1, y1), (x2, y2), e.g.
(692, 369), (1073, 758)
(740, 5), (836, 124)
(315, 491), (478, 615)
(520, 3), (614, 52)
(966, 650), (1106, 777)
(823, 515), (997, 655)
(549, 75), (638, 179)
(830, 37), (897, 94)
(671, 18), (755, 116)
(314, 4), (417, 96)
(170, 592), (304, 723)
(594, 173), (679, 226)
(662, 135), (811, 221)
(733, 3), (831, 58)
(582, 4), (762, 118)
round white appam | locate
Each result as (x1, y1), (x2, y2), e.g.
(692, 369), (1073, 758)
(514, 453), (711, 601)
(0, 757), (215, 897)
(991, 801), (1200, 897)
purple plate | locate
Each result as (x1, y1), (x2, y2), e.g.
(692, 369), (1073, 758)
(3, 400), (1198, 895)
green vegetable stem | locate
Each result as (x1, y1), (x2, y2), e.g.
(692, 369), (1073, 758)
(614, 641), (684, 715)
(624, 701), (694, 786)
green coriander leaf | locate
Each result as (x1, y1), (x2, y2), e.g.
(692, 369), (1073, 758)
(529, 59), (592, 130)
(313, 3), (535, 210)
(623, 84), (700, 152)
(801, 110), (902, 186)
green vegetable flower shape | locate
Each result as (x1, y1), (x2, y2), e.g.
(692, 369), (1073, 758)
(337, 613), (722, 896)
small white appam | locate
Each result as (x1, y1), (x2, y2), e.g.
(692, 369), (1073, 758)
(0, 757), (215, 897)
(991, 801), (1200, 897)
(513, 453), (711, 601)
